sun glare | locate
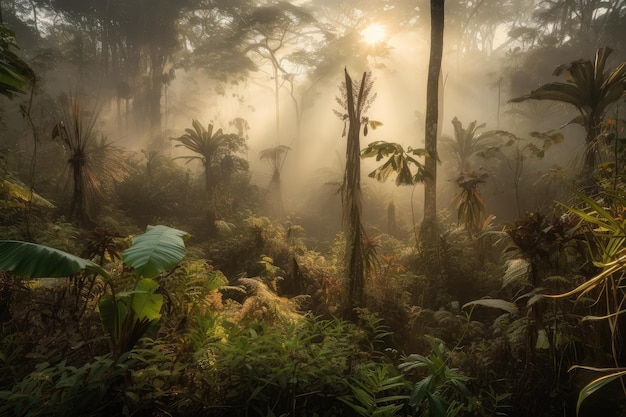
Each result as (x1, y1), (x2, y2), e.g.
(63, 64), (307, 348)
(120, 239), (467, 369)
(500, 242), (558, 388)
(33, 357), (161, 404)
(361, 23), (387, 44)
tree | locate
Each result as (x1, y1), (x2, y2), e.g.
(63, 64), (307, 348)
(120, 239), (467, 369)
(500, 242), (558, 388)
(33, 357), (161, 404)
(360, 140), (428, 243)
(260, 144), (290, 219)
(440, 117), (496, 233)
(510, 47), (626, 176)
(422, 0), (445, 237)
(238, 2), (317, 143)
(170, 119), (243, 194)
(170, 118), (247, 238)
(31, 0), (195, 138)
(51, 95), (127, 227)
(337, 69), (375, 315)
(454, 170), (488, 236)
(441, 117), (494, 172)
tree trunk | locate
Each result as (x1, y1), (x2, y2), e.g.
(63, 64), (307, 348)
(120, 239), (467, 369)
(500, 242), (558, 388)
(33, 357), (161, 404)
(274, 64), (280, 143)
(583, 114), (601, 175)
(70, 154), (89, 227)
(343, 69), (367, 317)
(423, 0), (444, 229)
(420, 0), (445, 306)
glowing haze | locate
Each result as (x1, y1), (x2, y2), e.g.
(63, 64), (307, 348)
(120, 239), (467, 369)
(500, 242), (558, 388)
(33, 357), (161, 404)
(2, 0), (623, 237)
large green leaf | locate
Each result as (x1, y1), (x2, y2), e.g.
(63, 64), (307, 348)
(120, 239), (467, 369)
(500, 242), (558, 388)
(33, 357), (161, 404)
(98, 278), (163, 355)
(125, 278), (163, 321)
(463, 298), (518, 315)
(0, 240), (108, 279)
(122, 225), (189, 278)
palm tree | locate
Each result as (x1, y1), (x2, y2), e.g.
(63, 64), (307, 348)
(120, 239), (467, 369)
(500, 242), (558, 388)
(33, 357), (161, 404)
(260, 145), (290, 218)
(510, 47), (626, 175)
(440, 117), (497, 233)
(52, 96), (126, 227)
(170, 119), (241, 193)
(454, 170), (488, 236)
(441, 117), (495, 172)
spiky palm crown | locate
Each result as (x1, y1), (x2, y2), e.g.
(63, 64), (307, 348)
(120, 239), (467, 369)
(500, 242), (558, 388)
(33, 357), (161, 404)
(52, 95), (128, 223)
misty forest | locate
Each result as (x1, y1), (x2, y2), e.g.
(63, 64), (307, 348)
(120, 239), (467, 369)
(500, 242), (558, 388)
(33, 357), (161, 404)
(1, 0), (626, 416)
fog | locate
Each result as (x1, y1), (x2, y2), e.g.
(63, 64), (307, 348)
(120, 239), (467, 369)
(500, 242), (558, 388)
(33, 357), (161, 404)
(2, 0), (625, 241)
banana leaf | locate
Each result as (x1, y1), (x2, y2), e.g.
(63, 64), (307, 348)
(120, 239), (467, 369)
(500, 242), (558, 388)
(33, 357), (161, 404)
(122, 225), (190, 278)
(0, 240), (108, 279)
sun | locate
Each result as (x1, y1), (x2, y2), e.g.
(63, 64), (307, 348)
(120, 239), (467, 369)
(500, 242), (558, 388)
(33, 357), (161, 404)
(361, 23), (387, 45)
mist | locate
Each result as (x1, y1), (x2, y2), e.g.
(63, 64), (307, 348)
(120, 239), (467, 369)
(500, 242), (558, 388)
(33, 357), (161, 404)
(3, 1), (623, 236)
(2, 2), (626, 415)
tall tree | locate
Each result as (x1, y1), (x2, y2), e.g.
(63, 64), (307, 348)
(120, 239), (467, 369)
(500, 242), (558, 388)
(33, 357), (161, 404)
(31, 0), (193, 139)
(422, 0), (444, 235)
(337, 69), (375, 316)
(238, 2), (317, 143)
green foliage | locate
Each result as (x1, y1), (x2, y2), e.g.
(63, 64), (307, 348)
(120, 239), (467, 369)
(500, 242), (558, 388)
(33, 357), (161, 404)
(171, 119), (245, 193)
(0, 240), (108, 279)
(189, 313), (383, 416)
(510, 47), (626, 173)
(462, 298), (518, 315)
(361, 141), (429, 186)
(399, 338), (475, 417)
(0, 23), (34, 99)
(0, 225), (190, 358)
(354, 308), (394, 356)
(340, 363), (409, 417)
(122, 225), (189, 278)
(0, 355), (127, 417)
(99, 278), (163, 358)
(454, 170), (488, 235)
(572, 367), (626, 417)
(441, 117), (494, 172)
(549, 188), (626, 414)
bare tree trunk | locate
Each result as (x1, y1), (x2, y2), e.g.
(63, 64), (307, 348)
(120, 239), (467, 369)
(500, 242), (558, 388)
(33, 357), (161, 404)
(343, 69), (367, 317)
(423, 0), (444, 229)
(274, 64), (280, 144)
(421, 0), (445, 306)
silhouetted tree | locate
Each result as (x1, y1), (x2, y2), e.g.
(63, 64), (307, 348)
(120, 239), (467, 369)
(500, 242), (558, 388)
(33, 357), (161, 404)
(260, 145), (290, 219)
(51, 95), (127, 227)
(237, 2), (316, 143)
(170, 119), (242, 195)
